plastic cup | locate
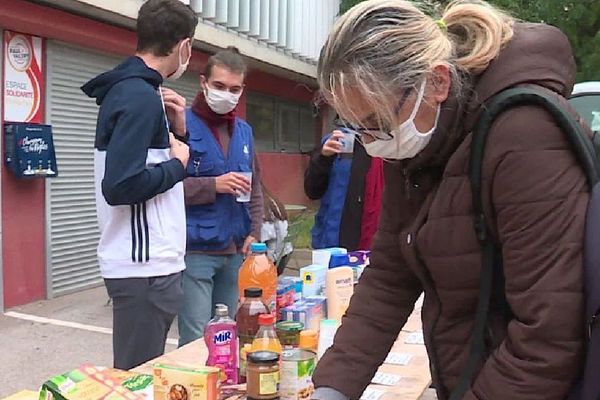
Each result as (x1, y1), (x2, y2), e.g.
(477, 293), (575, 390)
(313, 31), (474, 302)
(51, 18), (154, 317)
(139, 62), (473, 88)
(236, 171), (252, 203)
(338, 131), (355, 154)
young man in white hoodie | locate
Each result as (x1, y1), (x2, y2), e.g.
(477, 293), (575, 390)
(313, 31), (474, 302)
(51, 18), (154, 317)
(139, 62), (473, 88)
(82, 0), (197, 369)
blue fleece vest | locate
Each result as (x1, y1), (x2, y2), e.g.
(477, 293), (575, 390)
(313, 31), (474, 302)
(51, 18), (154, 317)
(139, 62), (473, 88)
(311, 134), (352, 249)
(185, 109), (252, 251)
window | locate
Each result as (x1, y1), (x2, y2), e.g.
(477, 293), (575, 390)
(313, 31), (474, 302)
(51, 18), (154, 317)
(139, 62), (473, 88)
(246, 91), (317, 152)
(300, 107), (318, 151)
(570, 94), (600, 131)
(246, 93), (276, 151)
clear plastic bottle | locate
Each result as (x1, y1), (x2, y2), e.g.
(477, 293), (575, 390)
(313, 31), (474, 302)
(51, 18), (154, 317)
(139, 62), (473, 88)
(204, 304), (238, 385)
(251, 314), (282, 355)
(239, 243), (278, 315)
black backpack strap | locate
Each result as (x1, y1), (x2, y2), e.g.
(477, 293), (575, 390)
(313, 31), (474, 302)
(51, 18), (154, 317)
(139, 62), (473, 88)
(450, 87), (600, 400)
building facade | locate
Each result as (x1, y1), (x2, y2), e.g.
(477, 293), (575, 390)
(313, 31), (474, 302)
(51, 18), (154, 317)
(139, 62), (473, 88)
(0, 0), (339, 309)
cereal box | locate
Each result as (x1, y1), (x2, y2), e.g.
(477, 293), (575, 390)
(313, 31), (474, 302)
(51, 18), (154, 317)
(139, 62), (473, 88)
(153, 364), (220, 400)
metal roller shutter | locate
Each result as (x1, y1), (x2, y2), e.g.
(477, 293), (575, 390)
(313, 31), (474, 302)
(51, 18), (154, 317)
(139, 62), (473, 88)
(46, 41), (198, 296)
(165, 73), (199, 103)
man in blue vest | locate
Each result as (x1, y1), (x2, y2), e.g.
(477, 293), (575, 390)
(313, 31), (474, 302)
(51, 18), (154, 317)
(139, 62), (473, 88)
(178, 46), (263, 346)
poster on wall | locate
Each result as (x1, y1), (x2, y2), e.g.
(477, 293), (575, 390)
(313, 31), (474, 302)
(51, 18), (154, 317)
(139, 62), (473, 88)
(3, 31), (44, 123)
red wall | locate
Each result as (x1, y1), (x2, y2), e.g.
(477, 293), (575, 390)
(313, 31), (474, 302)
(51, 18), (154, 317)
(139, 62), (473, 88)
(236, 91), (313, 207)
(244, 70), (317, 206)
(1, 173), (46, 308)
(0, 1), (51, 307)
(247, 70), (316, 103)
(258, 153), (311, 206)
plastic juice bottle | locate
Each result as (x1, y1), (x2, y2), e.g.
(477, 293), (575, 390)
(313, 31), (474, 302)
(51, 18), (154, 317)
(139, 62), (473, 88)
(251, 314), (283, 355)
(235, 288), (269, 383)
(239, 243), (278, 315)
(205, 304), (238, 385)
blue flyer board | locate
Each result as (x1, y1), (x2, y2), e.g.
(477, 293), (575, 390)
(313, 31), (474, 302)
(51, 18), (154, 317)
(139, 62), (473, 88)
(4, 122), (58, 178)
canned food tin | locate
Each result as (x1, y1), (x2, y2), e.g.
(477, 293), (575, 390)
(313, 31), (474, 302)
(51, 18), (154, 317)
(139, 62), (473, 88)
(280, 349), (316, 400)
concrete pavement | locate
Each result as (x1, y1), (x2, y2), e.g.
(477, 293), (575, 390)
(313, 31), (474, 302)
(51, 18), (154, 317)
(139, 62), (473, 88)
(1, 286), (127, 397)
(0, 285), (183, 397)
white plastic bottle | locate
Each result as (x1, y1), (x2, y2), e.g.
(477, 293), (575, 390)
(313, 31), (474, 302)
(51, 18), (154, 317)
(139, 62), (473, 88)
(326, 254), (355, 321)
(318, 319), (340, 359)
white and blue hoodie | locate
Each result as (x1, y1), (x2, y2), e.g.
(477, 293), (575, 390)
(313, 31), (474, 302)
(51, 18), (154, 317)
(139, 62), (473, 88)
(82, 56), (186, 279)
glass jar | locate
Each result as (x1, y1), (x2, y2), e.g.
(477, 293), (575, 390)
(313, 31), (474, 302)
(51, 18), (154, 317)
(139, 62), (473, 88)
(275, 321), (304, 348)
(246, 351), (280, 400)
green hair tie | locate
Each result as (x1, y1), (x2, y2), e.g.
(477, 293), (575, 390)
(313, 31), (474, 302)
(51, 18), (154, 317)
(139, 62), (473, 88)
(436, 19), (447, 31)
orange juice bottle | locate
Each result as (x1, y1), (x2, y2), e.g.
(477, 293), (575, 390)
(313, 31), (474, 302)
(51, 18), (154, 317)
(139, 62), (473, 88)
(239, 243), (277, 315)
(251, 314), (283, 355)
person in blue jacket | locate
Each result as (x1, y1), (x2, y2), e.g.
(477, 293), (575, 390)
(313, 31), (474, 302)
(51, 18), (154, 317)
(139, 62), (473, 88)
(178, 47), (264, 346)
(305, 120), (384, 251)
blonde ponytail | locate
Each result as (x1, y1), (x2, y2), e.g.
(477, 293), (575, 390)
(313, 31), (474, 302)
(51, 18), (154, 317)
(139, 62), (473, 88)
(317, 0), (515, 128)
(442, 0), (514, 74)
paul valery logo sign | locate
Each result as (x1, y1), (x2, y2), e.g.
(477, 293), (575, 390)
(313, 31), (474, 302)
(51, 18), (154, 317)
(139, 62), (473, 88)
(3, 31), (44, 123)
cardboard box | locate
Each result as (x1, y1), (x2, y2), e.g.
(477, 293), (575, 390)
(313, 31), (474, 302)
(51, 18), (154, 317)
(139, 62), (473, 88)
(39, 365), (148, 400)
(279, 277), (303, 302)
(282, 297), (326, 331)
(153, 364), (220, 400)
(277, 281), (296, 321)
(122, 374), (153, 399)
(311, 248), (346, 267)
(347, 251), (370, 266)
(300, 265), (327, 298)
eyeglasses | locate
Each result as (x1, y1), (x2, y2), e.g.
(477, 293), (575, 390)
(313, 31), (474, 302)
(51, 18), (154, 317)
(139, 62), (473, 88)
(335, 88), (413, 141)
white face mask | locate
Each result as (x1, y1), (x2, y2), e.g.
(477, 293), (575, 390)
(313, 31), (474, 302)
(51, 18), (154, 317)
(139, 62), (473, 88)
(167, 40), (191, 81)
(364, 80), (440, 160)
(204, 85), (242, 114)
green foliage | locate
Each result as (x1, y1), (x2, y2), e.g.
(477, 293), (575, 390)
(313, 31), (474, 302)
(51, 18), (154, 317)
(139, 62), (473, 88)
(287, 209), (315, 249)
(339, 0), (600, 81)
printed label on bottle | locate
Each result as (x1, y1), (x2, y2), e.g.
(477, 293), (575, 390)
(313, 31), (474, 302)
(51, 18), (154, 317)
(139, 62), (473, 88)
(335, 277), (353, 286)
(259, 372), (279, 395)
(335, 278), (354, 316)
(213, 330), (233, 345)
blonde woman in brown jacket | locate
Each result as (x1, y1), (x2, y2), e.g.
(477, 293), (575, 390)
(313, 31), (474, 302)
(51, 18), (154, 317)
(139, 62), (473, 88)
(312, 1), (587, 399)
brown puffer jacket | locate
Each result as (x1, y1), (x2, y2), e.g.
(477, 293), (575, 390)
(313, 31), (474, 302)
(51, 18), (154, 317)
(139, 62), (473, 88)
(313, 23), (588, 400)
